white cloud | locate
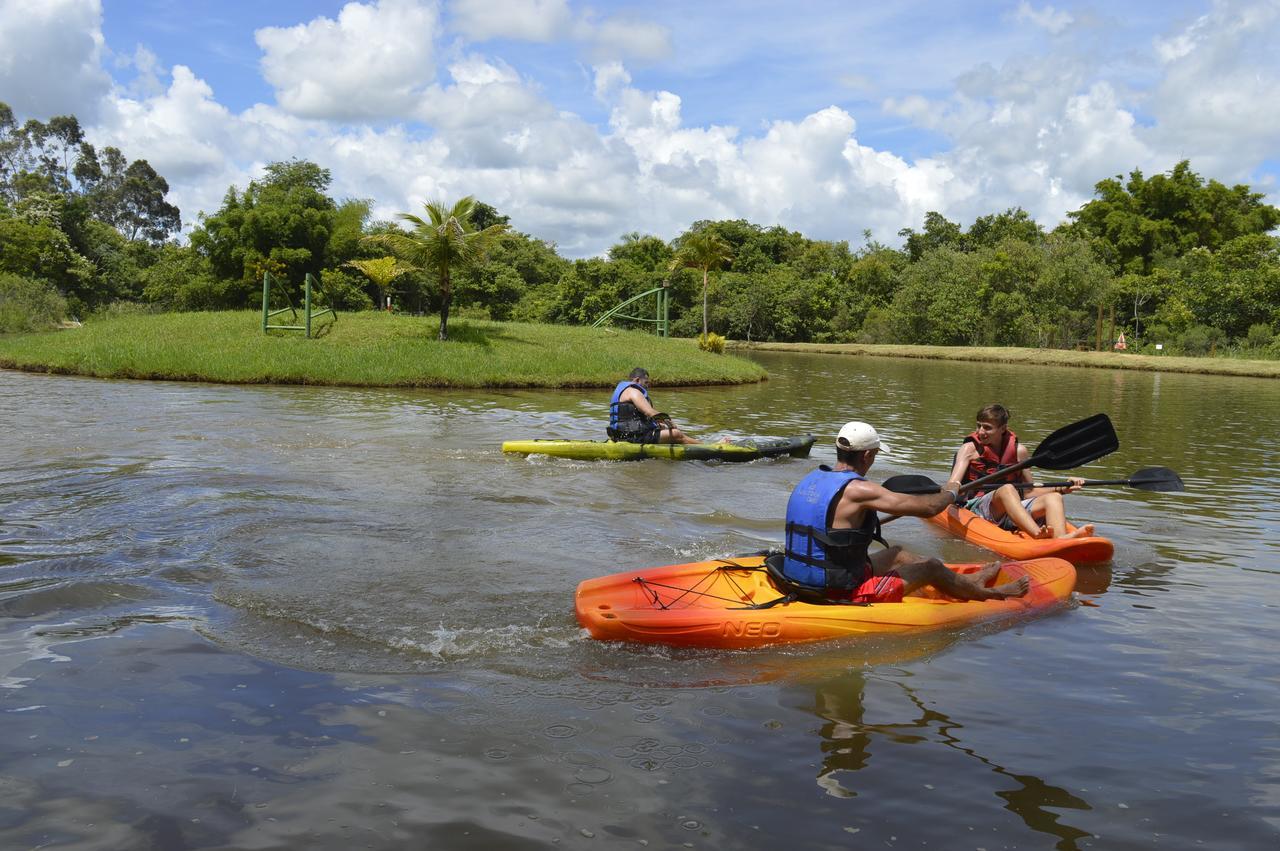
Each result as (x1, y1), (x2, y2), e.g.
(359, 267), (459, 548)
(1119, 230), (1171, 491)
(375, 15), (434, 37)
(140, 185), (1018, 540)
(1015, 2), (1074, 35)
(449, 0), (572, 42)
(255, 0), (441, 120)
(0, 0), (111, 120)
(1147, 0), (1280, 179)
(123, 45), (167, 99)
(10, 0), (1280, 261)
(451, 0), (670, 62)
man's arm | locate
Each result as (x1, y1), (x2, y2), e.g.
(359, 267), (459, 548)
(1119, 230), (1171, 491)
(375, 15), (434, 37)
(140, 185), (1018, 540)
(835, 480), (958, 524)
(620, 386), (660, 419)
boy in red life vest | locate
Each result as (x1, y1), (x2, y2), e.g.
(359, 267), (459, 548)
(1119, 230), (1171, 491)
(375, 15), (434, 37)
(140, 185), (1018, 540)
(945, 404), (1096, 540)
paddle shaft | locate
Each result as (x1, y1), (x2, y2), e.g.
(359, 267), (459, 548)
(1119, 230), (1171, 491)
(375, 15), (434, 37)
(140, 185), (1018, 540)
(1014, 478), (1130, 490)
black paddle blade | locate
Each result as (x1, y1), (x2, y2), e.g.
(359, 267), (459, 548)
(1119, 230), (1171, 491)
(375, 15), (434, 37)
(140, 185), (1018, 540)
(1030, 413), (1119, 470)
(881, 474), (941, 495)
(1129, 466), (1185, 492)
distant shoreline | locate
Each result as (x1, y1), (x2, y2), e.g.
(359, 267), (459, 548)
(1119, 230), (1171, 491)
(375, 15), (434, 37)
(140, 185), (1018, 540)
(731, 341), (1280, 379)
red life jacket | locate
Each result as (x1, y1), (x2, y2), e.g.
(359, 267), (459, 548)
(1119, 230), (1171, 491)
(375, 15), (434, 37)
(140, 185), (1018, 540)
(962, 429), (1020, 497)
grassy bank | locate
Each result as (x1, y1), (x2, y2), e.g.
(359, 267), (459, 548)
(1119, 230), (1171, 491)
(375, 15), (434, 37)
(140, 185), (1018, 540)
(0, 311), (766, 388)
(732, 341), (1280, 379)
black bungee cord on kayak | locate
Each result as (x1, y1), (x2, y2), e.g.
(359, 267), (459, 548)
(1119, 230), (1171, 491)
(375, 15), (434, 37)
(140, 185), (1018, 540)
(631, 553), (870, 611)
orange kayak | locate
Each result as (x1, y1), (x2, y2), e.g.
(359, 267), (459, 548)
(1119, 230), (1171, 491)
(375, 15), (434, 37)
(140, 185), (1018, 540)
(926, 505), (1114, 563)
(574, 554), (1076, 649)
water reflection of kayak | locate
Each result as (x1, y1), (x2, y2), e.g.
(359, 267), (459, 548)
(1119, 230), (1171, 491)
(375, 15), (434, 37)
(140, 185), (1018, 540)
(501, 434), (815, 462)
(575, 553), (1076, 649)
(927, 505), (1114, 563)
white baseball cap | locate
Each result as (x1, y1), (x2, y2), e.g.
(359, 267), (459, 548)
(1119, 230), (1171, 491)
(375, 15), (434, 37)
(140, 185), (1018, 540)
(836, 421), (882, 452)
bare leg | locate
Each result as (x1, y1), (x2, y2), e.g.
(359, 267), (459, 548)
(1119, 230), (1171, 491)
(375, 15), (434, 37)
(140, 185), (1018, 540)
(991, 485), (1047, 537)
(896, 557), (1030, 600)
(1039, 492), (1068, 536)
(657, 426), (698, 445)
(1027, 489), (1094, 539)
(971, 561), (1003, 586)
(869, 545), (928, 574)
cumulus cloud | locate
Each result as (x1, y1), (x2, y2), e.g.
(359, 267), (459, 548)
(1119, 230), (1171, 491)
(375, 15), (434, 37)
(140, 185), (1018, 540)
(1147, 0), (1280, 180)
(256, 0), (441, 120)
(11, 0), (1280, 259)
(0, 0), (111, 120)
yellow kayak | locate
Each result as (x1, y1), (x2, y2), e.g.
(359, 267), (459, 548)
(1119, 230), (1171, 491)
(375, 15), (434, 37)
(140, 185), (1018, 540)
(502, 435), (815, 462)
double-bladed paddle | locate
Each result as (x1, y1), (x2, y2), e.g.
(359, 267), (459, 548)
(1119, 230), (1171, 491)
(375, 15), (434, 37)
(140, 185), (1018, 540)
(876, 413), (1120, 523)
(956, 412), (1119, 497)
(883, 466), (1184, 496)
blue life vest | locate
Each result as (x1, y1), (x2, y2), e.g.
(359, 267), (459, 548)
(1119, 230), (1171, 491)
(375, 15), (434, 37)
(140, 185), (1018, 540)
(608, 380), (656, 439)
(782, 466), (884, 591)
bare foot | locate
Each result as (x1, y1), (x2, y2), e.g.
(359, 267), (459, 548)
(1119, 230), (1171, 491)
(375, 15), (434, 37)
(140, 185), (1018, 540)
(971, 561), (1003, 587)
(990, 576), (1031, 598)
(1062, 523), (1096, 539)
(1033, 525), (1056, 539)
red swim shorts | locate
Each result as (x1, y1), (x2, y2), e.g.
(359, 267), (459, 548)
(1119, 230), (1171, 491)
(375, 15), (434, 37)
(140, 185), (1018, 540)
(827, 570), (905, 604)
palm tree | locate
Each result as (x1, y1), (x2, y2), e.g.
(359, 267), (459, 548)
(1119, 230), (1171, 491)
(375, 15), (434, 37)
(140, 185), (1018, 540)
(369, 197), (509, 340)
(668, 228), (733, 339)
(344, 256), (414, 312)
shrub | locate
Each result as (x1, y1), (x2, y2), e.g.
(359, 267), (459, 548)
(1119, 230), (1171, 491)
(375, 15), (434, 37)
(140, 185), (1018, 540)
(0, 273), (68, 332)
(697, 331), (725, 353)
(1245, 323), (1275, 350)
(1173, 324), (1223, 356)
(317, 268), (374, 311)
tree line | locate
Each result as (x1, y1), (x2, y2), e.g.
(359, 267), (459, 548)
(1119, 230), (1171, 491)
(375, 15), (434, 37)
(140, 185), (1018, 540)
(3, 102), (1278, 356)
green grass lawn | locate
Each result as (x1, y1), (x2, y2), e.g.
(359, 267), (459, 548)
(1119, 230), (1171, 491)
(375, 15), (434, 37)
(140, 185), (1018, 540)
(0, 311), (767, 387)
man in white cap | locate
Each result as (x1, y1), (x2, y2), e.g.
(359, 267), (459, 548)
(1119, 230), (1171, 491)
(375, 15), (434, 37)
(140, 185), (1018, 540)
(780, 421), (1029, 602)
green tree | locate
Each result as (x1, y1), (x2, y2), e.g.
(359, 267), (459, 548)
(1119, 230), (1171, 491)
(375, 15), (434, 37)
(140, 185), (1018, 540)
(1066, 161), (1280, 274)
(668, 227), (733, 339)
(190, 159), (337, 303)
(967, 208), (1045, 249)
(370, 196), (510, 340)
(899, 211), (965, 261)
(608, 232), (673, 272)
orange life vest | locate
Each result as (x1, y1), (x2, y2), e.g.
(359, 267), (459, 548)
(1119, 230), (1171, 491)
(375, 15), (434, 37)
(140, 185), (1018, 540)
(961, 429), (1020, 497)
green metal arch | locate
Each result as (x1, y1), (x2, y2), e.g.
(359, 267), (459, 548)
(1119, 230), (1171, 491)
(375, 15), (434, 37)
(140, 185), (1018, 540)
(591, 285), (669, 337)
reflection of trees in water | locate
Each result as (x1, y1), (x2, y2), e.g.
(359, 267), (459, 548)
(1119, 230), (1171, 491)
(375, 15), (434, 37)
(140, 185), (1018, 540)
(810, 671), (1093, 849)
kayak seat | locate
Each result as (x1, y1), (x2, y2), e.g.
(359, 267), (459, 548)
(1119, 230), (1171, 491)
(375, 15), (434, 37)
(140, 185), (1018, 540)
(762, 552), (869, 606)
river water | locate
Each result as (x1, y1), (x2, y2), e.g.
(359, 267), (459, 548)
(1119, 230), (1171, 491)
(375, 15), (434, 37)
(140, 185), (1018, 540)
(1, 352), (1277, 849)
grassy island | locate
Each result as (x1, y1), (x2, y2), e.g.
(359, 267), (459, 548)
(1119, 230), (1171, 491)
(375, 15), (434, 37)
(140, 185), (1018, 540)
(0, 311), (766, 388)
(732, 341), (1280, 379)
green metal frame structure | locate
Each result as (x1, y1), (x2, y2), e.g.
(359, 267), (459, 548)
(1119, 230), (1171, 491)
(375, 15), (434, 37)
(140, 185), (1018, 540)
(591, 284), (670, 337)
(262, 272), (336, 337)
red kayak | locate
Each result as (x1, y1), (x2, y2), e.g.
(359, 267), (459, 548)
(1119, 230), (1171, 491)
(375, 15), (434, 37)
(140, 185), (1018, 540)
(927, 505), (1114, 563)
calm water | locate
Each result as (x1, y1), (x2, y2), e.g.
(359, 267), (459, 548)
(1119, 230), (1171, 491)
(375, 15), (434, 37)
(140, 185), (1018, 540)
(1, 353), (1277, 849)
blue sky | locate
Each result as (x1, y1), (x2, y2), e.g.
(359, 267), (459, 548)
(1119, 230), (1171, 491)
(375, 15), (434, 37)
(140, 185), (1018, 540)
(4, 0), (1278, 255)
